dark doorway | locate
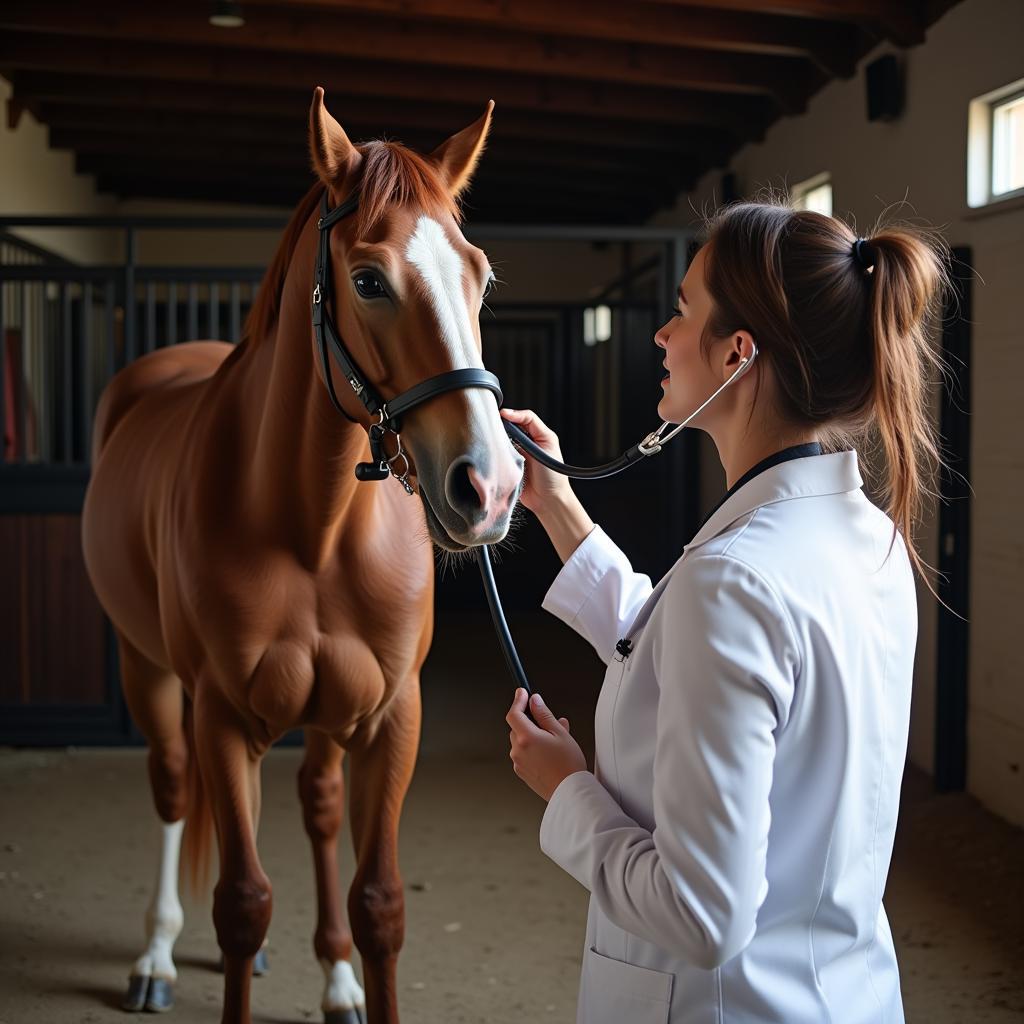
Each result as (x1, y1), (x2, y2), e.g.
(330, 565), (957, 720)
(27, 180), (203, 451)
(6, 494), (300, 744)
(934, 246), (972, 792)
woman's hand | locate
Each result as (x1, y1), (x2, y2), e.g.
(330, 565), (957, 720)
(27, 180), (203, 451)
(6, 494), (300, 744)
(500, 408), (573, 516)
(506, 688), (588, 801)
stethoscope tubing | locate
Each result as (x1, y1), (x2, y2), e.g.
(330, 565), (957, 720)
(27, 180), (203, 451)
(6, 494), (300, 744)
(478, 344), (758, 702)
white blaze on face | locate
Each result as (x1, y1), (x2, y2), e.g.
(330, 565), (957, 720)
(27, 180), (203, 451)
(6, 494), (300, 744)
(404, 215), (508, 459)
(404, 215), (479, 367)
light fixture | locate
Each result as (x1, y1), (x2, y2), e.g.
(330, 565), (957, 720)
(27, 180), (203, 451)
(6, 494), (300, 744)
(210, 0), (244, 28)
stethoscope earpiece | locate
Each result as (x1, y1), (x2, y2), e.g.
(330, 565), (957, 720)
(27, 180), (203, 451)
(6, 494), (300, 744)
(638, 341), (759, 455)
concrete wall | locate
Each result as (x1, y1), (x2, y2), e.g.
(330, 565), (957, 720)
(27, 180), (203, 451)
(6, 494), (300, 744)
(652, 0), (1024, 825)
(0, 78), (119, 262)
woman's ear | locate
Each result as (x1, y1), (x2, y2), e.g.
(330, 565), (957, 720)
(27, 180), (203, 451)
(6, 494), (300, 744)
(309, 86), (362, 188)
(431, 100), (494, 199)
(734, 331), (757, 370)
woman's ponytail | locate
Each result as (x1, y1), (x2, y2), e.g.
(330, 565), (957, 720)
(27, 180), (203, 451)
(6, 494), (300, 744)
(702, 198), (952, 589)
(863, 228), (949, 581)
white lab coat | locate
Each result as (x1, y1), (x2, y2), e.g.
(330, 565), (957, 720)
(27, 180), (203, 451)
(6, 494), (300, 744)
(539, 450), (916, 1024)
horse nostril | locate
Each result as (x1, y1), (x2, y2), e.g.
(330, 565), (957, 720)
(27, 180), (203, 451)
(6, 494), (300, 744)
(445, 457), (485, 519)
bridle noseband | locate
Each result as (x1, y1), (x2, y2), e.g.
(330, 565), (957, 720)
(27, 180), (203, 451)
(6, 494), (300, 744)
(312, 189), (504, 493)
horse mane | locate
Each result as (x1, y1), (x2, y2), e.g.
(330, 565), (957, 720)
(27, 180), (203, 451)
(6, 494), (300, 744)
(243, 141), (460, 344)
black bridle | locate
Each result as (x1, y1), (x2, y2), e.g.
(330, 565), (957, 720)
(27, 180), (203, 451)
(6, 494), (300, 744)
(312, 188), (669, 700)
(312, 189), (505, 493)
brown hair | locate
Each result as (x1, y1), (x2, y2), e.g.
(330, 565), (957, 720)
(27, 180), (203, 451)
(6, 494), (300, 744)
(699, 196), (950, 586)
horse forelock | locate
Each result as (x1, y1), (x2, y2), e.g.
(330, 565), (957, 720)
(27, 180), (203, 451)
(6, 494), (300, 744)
(354, 141), (461, 239)
(243, 141), (459, 345)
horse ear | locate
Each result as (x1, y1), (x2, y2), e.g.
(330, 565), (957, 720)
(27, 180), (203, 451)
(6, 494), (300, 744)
(309, 86), (361, 185)
(431, 100), (494, 198)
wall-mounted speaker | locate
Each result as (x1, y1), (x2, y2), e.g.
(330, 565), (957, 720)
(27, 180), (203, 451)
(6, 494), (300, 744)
(866, 54), (904, 122)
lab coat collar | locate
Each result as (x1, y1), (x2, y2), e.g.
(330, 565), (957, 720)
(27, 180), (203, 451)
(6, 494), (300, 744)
(616, 450), (863, 651)
(683, 449), (863, 556)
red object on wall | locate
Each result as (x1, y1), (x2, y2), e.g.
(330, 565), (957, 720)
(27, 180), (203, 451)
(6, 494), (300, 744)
(3, 329), (20, 462)
(4, 329), (36, 462)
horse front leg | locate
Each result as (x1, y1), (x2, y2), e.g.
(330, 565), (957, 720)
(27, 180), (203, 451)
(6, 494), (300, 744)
(194, 684), (272, 1024)
(347, 677), (421, 1024)
(299, 727), (366, 1024)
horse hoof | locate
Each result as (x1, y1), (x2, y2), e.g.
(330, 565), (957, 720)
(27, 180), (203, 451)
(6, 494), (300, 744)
(253, 947), (270, 976)
(122, 975), (149, 1012)
(324, 1008), (366, 1024)
(145, 977), (175, 1013)
(122, 975), (175, 1013)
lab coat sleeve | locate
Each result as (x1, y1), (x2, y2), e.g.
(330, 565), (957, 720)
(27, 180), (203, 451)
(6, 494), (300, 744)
(540, 524), (654, 666)
(539, 553), (799, 969)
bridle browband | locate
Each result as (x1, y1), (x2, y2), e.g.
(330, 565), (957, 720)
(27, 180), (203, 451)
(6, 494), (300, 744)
(312, 188), (504, 492)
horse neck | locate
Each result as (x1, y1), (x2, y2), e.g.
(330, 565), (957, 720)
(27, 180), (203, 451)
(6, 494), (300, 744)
(244, 217), (378, 567)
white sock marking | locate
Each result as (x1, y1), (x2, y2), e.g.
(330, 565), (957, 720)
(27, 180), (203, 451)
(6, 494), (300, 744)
(320, 958), (366, 1012)
(132, 819), (184, 981)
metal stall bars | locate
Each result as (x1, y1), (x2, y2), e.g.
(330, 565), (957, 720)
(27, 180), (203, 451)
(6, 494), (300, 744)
(0, 214), (278, 744)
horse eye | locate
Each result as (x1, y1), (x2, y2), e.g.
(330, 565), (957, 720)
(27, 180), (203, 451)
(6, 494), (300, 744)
(353, 272), (386, 299)
(483, 275), (496, 300)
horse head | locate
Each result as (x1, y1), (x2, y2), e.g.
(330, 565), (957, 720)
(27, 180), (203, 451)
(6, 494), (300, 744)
(309, 87), (524, 552)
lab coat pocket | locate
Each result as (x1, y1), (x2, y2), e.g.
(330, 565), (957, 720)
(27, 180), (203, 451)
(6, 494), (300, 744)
(580, 946), (673, 1024)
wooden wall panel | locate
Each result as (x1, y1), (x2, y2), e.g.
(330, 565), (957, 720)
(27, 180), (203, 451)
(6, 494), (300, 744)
(0, 514), (107, 705)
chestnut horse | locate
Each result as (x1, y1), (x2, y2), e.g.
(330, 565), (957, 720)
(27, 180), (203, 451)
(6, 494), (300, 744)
(81, 89), (523, 1024)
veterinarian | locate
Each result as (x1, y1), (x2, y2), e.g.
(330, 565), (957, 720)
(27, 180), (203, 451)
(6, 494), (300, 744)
(502, 199), (946, 1023)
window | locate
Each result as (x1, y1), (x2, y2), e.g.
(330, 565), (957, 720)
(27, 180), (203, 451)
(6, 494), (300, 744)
(968, 78), (1024, 208)
(583, 304), (612, 346)
(790, 173), (833, 216)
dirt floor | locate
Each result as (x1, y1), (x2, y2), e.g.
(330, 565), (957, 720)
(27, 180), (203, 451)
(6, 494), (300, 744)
(1, 610), (1022, 1024)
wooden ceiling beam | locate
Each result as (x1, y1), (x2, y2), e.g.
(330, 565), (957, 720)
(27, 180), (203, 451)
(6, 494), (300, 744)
(14, 72), (740, 160)
(0, 4), (820, 113)
(12, 72), (741, 158)
(73, 152), (685, 207)
(49, 125), (703, 185)
(10, 72), (740, 155)
(640, 0), (924, 47)
(0, 31), (776, 134)
(91, 173), (654, 225)
(237, 0), (861, 78)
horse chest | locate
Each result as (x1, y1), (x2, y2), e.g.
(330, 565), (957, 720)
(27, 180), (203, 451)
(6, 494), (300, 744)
(243, 546), (430, 739)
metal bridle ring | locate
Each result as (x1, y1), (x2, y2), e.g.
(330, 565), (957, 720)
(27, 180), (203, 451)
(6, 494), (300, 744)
(386, 449), (410, 477)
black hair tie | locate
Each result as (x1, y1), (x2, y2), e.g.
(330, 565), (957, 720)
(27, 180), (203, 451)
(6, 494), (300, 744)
(853, 237), (877, 274)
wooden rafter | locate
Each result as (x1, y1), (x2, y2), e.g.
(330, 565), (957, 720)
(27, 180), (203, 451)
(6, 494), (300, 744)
(641, 0), (925, 46)
(236, 0), (861, 77)
(0, 30), (776, 133)
(48, 124), (701, 185)
(0, 0), (960, 222)
(24, 82), (736, 157)
(0, 4), (821, 112)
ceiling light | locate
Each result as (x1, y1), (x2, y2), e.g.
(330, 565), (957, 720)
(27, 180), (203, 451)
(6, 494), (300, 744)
(209, 0), (244, 28)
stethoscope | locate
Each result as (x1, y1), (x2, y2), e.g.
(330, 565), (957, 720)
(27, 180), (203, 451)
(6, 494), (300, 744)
(480, 341), (759, 698)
